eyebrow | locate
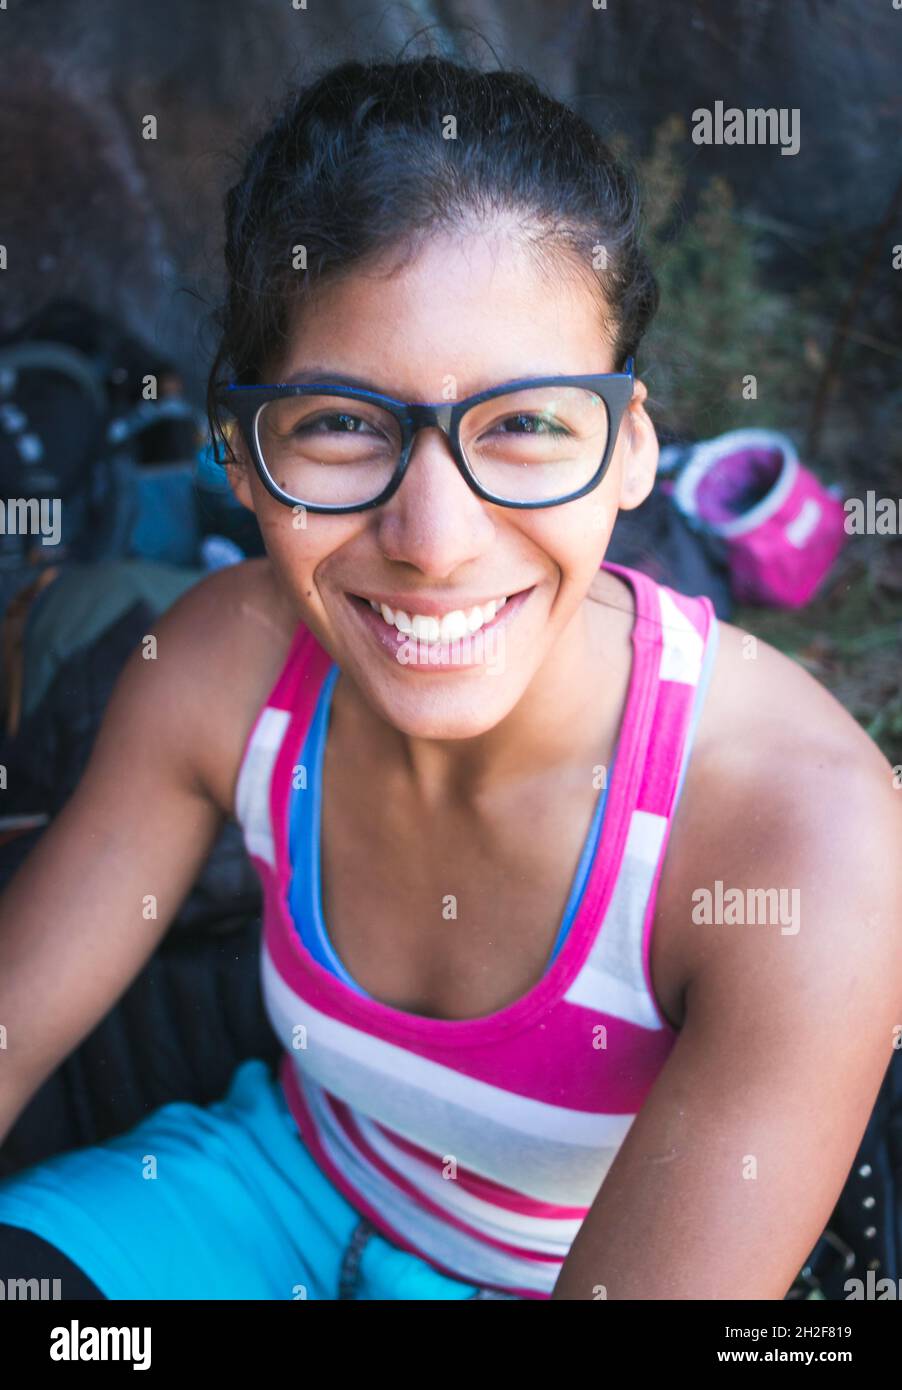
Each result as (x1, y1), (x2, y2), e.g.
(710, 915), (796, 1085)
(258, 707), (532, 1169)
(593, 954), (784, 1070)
(274, 362), (619, 395)
(276, 366), (559, 395)
(280, 366), (379, 389)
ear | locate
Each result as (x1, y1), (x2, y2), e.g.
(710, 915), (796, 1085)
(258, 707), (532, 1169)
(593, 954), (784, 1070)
(616, 377), (659, 512)
(222, 429), (256, 513)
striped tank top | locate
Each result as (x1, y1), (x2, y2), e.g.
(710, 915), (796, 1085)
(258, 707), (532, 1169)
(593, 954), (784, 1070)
(235, 560), (719, 1299)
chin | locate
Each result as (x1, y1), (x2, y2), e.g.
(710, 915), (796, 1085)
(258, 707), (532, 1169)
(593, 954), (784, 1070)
(361, 667), (522, 742)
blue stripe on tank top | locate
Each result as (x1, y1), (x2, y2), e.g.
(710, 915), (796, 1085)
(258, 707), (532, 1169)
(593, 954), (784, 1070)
(286, 664), (361, 989)
(286, 663), (617, 997)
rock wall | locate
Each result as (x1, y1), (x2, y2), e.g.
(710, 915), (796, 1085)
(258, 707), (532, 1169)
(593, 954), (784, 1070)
(0, 0), (897, 398)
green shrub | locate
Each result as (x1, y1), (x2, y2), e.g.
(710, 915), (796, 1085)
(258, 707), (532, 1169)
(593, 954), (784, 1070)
(629, 115), (813, 441)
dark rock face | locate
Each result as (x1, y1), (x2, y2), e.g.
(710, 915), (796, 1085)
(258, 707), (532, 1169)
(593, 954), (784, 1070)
(0, 0), (896, 394)
(571, 0), (899, 230)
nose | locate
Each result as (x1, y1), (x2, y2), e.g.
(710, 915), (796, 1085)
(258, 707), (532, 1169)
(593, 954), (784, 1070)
(373, 428), (497, 578)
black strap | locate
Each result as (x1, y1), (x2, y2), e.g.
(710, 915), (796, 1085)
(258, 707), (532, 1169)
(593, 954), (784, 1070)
(0, 1223), (107, 1299)
(337, 1217), (377, 1300)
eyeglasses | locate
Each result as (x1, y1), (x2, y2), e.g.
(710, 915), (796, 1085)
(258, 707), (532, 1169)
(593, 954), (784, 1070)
(214, 359), (634, 514)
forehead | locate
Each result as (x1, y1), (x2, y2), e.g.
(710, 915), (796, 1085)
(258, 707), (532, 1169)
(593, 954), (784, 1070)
(270, 229), (615, 395)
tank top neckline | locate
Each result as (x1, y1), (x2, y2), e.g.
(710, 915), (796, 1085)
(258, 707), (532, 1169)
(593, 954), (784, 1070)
(287, 666), (619, 995)
(252, 560), (666, 1045)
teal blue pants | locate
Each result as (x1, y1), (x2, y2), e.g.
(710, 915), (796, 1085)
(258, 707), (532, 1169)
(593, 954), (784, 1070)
(0, 1059), (491, 1300)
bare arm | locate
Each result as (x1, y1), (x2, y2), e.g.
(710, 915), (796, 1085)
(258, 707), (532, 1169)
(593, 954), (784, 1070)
(0, 588), (231, 1143)
(551, 747), (902, 1300)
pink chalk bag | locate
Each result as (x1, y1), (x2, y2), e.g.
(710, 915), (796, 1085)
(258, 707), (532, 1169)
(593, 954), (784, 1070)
(660, 429), (847, 609)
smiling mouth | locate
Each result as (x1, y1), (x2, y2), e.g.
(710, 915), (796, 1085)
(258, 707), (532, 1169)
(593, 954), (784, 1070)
(346, 587), (534, 642)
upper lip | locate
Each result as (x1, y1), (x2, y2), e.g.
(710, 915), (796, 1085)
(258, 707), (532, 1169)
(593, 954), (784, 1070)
(350, 586), (531, 616)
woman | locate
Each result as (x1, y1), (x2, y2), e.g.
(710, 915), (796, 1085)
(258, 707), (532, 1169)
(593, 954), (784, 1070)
(0, 54), (899, 1302)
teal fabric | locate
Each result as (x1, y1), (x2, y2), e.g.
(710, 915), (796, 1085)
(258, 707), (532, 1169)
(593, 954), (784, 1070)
(127, 466), (201, 567)
(0, 1059), (482, 1300)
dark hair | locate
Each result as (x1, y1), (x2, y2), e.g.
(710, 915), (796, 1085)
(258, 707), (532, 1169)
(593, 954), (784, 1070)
(206, 53), (659, 466)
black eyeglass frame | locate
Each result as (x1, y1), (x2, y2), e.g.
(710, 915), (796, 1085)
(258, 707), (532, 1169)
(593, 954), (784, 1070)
(214, 358), (635, 514)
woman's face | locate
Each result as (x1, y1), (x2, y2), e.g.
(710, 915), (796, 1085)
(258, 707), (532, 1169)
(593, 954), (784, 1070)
(227, 228), (659, 740)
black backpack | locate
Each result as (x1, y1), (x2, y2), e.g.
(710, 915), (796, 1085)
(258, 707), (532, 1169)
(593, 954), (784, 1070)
(0, 298), (205, 608)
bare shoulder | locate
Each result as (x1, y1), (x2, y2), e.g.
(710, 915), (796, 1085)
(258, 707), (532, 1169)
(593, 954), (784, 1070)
(694, 617), (896, 793)
(138, 556), (300, 817)
(561, 614), (902, 1299)
(656, 616), (902, 1023)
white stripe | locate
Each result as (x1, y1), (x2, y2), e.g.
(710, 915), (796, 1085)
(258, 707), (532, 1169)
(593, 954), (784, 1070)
(565, 810), (667, 1029)
(785, 495), (821, 548)
(302, 1073), (561, 1294)
(235, 707), (290, 867)
(673, 618), (719, 812)
(657, 588), (704, 685)
(352, 1108), (586, 1251)
(263, 949), (631, 1206)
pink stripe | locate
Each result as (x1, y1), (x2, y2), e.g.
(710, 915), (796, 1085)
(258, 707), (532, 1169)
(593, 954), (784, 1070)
(269, 624), (326, 711)
(260, 563), (661, 1049)
(636, 682), (695, 816)
(280, 1055), (548, 1299)
(241, 562), (713, 1295)
(324, 1086), (571, 1264)
(265, 919), (674, 1111)
(367, 1119), (587, 1217)
(637, 588), (714, 1029)
(269, 632), (333, 881)
(232, 621), (308, 813)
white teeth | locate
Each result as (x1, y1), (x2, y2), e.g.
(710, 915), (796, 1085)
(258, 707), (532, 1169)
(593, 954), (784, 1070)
(438, 610), (470, 641)
(365, 595), (509, 639)
(411, 613), (441, 641)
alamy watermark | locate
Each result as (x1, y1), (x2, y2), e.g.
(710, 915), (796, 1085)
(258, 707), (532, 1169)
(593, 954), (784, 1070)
(844, 1272), (902, 1300)
(393, 624), (506, 673)
(691, 102), (800, 156)
(0, 496), (61, 545)
(691, 880), (801, 935)
(844, 492), (902, 535)
(1, 1274), (61, 1299)
(50, 1320), (151, 1369)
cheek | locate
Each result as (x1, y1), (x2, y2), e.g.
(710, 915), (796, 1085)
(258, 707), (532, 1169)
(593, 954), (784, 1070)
(579, 462), (625, 562)
(523, 483), (620, 585)
(248, 483), (331, 594)
(246, 469), (316, 558)
(254, 496), (368, 613)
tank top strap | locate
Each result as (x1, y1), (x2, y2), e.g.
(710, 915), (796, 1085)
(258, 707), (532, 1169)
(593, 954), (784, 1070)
(567, 561), (717, 1032)
(598, 560), (717, 835)
(234, 620), (333, 870)
(611, 563), (717, 822)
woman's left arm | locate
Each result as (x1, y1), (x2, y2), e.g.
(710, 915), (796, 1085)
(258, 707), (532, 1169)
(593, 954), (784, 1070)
(551, 753), (902, 1300)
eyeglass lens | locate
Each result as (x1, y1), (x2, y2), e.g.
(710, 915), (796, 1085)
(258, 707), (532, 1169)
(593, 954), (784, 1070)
(253, 386), (611, 506)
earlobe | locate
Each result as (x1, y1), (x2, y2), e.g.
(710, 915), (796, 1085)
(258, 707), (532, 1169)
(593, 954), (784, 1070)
(618, 464), (655, 511)
(616, 424), (659, 513)
(223, 436), (257, 513)
(614, 379), (658, 511)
